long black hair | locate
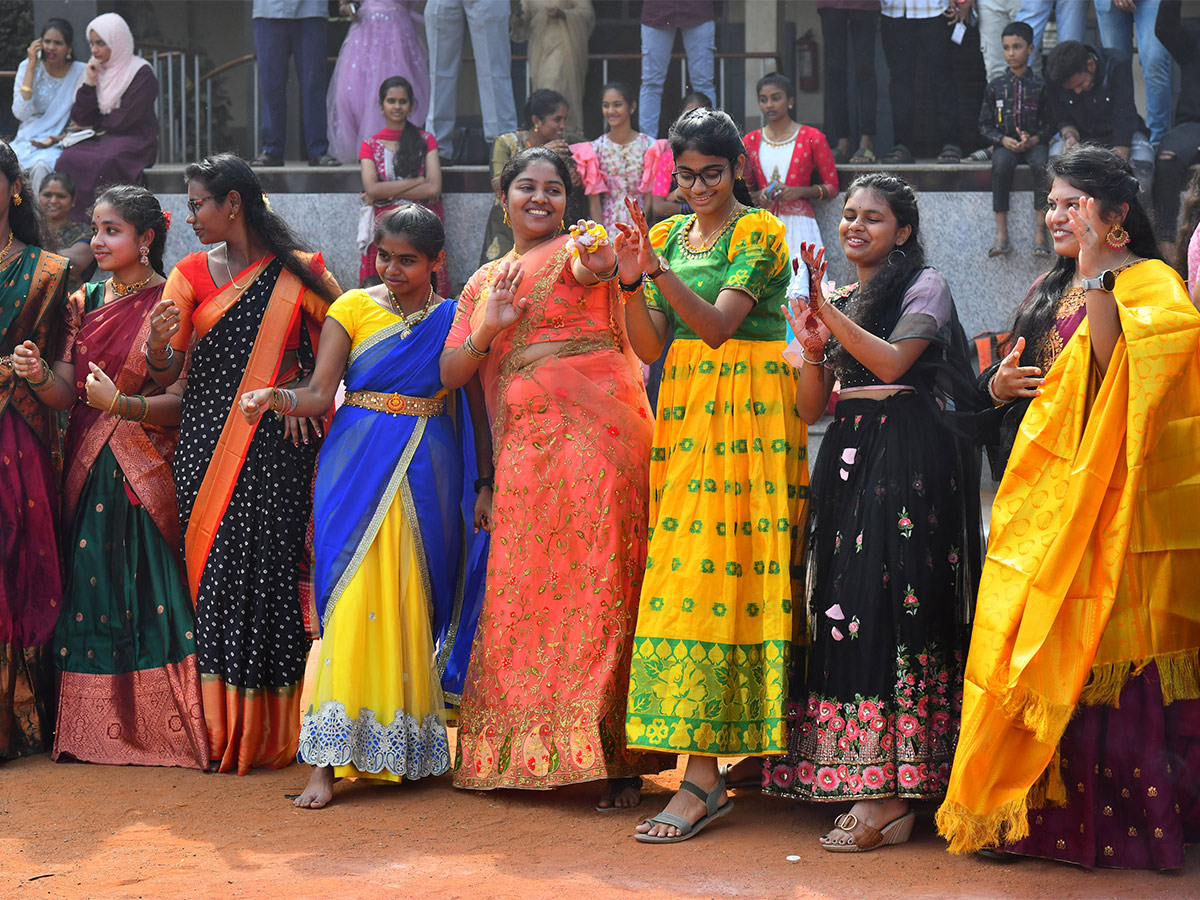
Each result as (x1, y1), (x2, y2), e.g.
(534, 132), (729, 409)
(827, 173), (927, 373)
(1174, 167), (1200, 280)
(183, 153), (338, 303)
(522, 89), (567, 130)
(499, 146), (573, 199)
(92, 184), (169, 275)
(1008, 145), (1161, 368)
(668, 108), (754, 206)
(378, 76), (427, 180)
(0, 139), (51, 250)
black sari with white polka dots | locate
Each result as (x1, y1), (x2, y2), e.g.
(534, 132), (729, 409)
(174, 259), (320, 773)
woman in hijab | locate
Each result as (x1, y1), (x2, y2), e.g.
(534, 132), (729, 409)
(56, 12), (158, 221)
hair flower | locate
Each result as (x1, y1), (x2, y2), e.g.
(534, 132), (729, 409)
(162, 210), (172, 231)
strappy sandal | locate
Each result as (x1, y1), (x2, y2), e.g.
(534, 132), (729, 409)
(719, 762), (763, 790)
(849, 146), (876, 164)
(987, 241), (1012, 258)
(595, 776), (643, 812)
(880, 144), (914, 165)
(819, 810), (915, 853)
(634, 776), (734, 843)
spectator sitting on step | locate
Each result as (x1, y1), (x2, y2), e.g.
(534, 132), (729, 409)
(56, 12), (159, 222)
(979, 21), (1053, 259)
(1043, 39), (1153, 197)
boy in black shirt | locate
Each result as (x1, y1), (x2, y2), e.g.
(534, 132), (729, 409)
(979, 22), (1053, 258)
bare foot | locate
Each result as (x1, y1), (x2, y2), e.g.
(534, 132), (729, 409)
(596, 776), (642, 810)
(635, 775), (726, 839)
(820, 796), (910, 845)
(293, 765), (335, 809)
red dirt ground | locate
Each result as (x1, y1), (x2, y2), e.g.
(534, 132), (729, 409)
(3, 747), (1197, 900)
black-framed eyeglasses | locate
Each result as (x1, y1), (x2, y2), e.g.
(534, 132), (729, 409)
(186, 194), (225, 216)
(672, 165), (729, 188)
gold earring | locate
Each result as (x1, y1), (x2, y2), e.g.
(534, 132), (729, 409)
(12, 193), (21, 206)
(503, 207), (511, 227)
(1105, 223), (1130, 249)
(228, 209), (237, 220)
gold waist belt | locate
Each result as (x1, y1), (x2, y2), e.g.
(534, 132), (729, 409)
(343, 390), (445, 417)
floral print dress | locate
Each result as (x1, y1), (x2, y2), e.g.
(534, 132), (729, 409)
(591, 132), (654, 232)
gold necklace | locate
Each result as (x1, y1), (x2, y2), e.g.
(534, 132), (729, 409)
(761, 124), (799, 147)
(223, 247), (263, 290)
(387, 284), (437, 338)
(0, 230), (13, 265)
(685, 203), (743, 254)
(111, 271), (154, 296)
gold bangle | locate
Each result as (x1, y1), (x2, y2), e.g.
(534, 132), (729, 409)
(462, 333), (489, 360)
(26, 359), (54, 389)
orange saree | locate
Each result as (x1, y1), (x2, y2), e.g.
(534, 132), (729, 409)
(448, 236), (657, 789)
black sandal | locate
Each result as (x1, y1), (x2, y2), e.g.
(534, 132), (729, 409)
(937, 144), (963, 163)
(880, 144), (914, 165)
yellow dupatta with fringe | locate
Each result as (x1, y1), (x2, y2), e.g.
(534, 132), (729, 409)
(936, 259), (1200, 854)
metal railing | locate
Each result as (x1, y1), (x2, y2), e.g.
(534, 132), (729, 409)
(4, 47), (783, 166)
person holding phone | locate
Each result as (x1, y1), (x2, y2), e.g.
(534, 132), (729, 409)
(9, 18), (85, 192)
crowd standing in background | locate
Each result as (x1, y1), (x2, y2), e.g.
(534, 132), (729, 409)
(1, 0), (1200, 879)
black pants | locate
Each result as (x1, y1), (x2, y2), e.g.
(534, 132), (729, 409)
(992, 143), (1050, 213)
(1152, 121), (1200, 243)
(880, 14), (959, 149)
(820, 7), (878, 143)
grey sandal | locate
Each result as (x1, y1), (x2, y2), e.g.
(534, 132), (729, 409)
(634, 776), (733, 843)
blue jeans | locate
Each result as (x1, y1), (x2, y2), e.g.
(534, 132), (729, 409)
(253, 17), (329, 159)
(639, 21), (717, 140)
(1017, 0), (1089, 56)
(1092, 0), (1171, 144)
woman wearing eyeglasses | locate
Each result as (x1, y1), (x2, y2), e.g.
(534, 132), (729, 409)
(615, 108), (808, 842)
(144, 154), (341, 774)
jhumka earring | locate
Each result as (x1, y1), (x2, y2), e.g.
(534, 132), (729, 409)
(503, 207), (511, 227)
(1105, 223), (1130, 249)
(12, 193), (21, 206)
(139, 246), (150, 265)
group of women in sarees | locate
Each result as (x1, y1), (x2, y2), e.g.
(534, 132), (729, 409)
(0, 109), (1196, 867)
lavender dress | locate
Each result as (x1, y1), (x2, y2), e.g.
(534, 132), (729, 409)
(327, 0), (430, 164)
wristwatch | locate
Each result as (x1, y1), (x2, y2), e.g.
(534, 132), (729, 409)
(647, 255), (671, 280)
(1080, 270), (1116, 292)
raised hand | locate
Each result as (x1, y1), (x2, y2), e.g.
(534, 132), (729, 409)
(989, 336), (1043, 402)
(239, 387), (274, 424)
(148, 298), (181, 353)
(84, 361), (118, 411)
(481, 259), (528, 337)
(797, 242), (829, 318)
(1067, 195), (1106, 280)
(571, 219), (617, 275)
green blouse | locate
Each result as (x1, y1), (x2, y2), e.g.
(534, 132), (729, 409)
(644, 207), (791, 343)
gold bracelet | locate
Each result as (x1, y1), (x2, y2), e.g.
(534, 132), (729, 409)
(27, 359), (54, 390)
(462, 333), (489, 360)
(108, 390), (121, 415)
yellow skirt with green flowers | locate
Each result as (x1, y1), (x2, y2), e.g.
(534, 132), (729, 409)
(625, 337), (808, 757)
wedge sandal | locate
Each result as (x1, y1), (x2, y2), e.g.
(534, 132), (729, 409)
(819, 810), (915, 853)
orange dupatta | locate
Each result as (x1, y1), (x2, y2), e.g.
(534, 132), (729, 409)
(174, 255), (329, 603)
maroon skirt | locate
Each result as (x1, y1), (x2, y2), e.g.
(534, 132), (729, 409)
(1005, 662), (1200, 870)
(0, 407), (63, 758)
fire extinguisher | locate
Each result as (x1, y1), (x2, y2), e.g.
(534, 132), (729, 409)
(796, 29), (820, 93)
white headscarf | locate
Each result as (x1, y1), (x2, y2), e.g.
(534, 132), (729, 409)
(87, 13), (151, 116)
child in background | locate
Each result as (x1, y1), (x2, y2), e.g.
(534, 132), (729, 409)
(980, 22), (1053, 259)
(589, 81), (653, 231)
